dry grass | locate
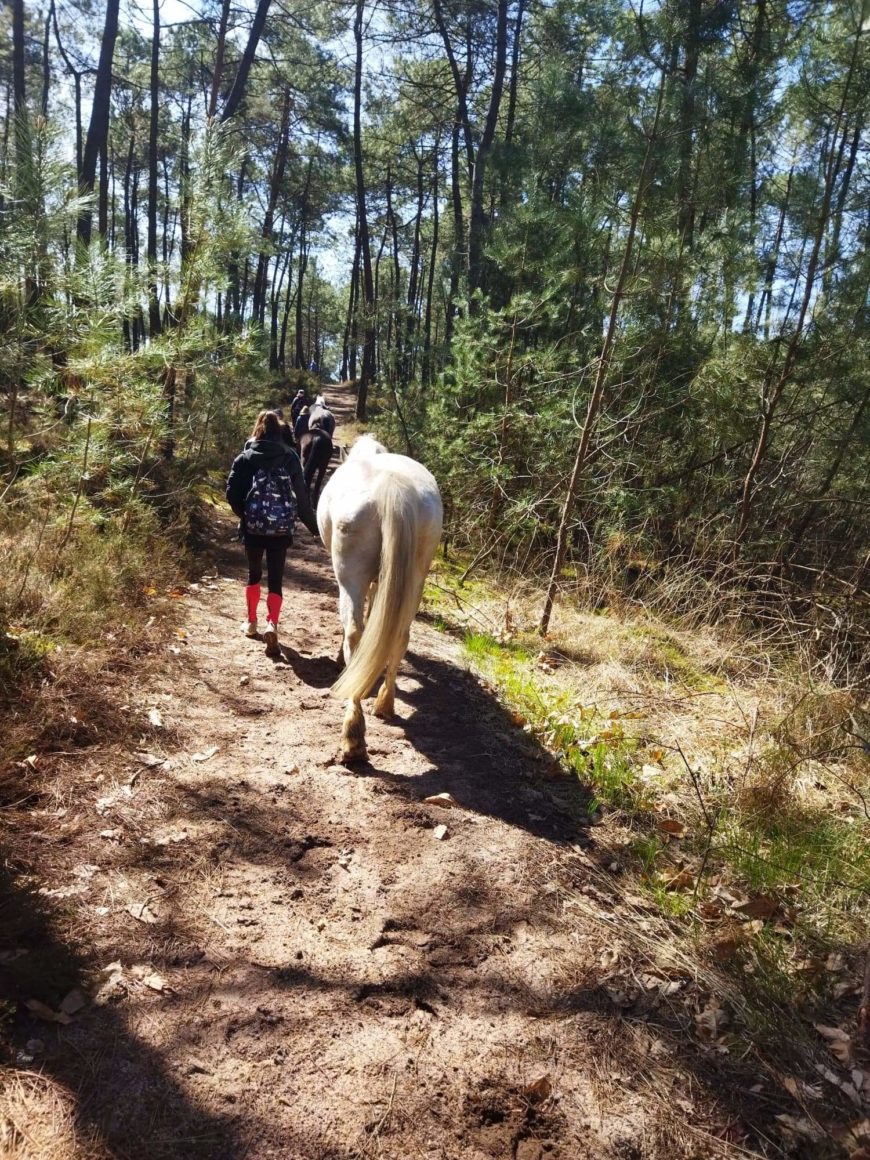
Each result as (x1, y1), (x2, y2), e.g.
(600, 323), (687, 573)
(424, 555), (870, 1110)
(0, 1069), (109, 1160)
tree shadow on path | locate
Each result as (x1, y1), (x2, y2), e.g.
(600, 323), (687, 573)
(0, 856), (240, 1160)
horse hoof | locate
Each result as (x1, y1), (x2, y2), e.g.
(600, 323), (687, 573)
(373, 701), (394, 721)
(341, 745), (368, 765)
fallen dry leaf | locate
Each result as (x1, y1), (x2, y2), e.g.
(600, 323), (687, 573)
(695, 997), (728, 1040)
(423, 792), (460, 809)
(153, 829), (188, 846)
(713, 936), (741, 963)
(814, 1063), (862, 1106)
(662, 867), (694, 891)
(191, 746), (219, 763)
(432, 824), (449, 841)
(131, 966), (170, 993)
(599, 946), (620, 969)
(523, 1075), (552, 1103)
(126, 901), (158, 924)
(603, 980), (638, 1008)
(91, 961), (126, 1004)
(135, 751), (166, 767)
(775, 1114), (824, 1143)
(25, 998), (73, 1025)
(59, 988), (87, 1015)
(148, 708), (163, 728)
(733, 894), (779, 920)
(815, 1023), (853, 1066)
(783, 1076), (822, 1101)
(657, 817), (686, 838)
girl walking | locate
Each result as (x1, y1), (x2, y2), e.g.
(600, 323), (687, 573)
(226, 410), (320, 656)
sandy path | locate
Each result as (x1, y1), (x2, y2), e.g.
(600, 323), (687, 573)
(2, 390), (752, 1160)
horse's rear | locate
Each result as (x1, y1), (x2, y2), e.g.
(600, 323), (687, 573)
(318, 436), (442, 762)
(300, 429), (333, 504)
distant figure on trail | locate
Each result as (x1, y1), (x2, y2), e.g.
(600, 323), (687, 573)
(307, 395), (335, 438)
(226, 410), (319, 658)
(300, 425), (333, 508)
(293, 405), (310, 443)
(290, 390), (309, 425)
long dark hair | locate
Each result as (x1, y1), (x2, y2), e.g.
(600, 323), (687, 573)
(251, 410), (282, 442)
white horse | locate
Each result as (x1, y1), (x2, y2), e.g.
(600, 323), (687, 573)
(317, 435), (443, 762)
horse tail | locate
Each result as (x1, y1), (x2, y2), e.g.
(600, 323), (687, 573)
(332, 472), (419, 703)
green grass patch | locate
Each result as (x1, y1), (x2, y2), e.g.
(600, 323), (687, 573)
(460, 629), (648, 814)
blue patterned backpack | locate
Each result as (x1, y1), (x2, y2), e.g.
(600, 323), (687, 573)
(244, 465), (297, 536)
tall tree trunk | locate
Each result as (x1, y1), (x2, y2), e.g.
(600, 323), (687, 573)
(78, 0), (121, 244)
(734, 25), (863, 554)
(208, 0), (232, 119)
(253, 91), (291, 323)
(294, 157), (314, 366)
(467, 0), (509, 294)
(41, 1), (52, 116)
(277, 230), (298, 370)
(422, 153), (439, 388)
(823, 118), (862, 297)
(788, 387), (870, 558)
(295, 237), (309, 369)
(98, 139), (109, 238)
(269, 248), (291, 369)
(12, 0), (26, 118)
(353, 0), (376, 419)
(219, 0), (273, 123)
(499, 0), (526, 210)
(540, 71), (666, 634)
(675, 0), (702, 251)
(50, 2), (83, 177)
(431, 0), (474, 176)
(445, 119), (463, 348)
(403, 153), (425, 385)
(122, 126), (135, 351)
(147, 0), (161, 337)
(385, 165), (402, 374)
(342, 216), (361, 381)
(755, 166), (793, 338)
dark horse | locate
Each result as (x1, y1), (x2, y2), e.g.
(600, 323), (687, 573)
(300, 427), (333, 505)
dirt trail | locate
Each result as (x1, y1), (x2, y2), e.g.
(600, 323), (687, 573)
(3, 388), (751, 1160)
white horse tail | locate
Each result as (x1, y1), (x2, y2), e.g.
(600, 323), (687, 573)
(332, 472), (419, 703)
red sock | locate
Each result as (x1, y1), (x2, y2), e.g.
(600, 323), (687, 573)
(245, 584), (260, 622)
(266, 592), (282, 627)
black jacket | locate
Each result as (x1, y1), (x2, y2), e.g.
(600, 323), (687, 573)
(226, 439), (319, 538)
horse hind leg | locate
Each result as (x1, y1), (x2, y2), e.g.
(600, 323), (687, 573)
(338, 582), (366, 668)
(335, 569), (370, 761)
(373, 623), (410, 721)
(341, 697), (367, 763)
(373, 572), (425, 720)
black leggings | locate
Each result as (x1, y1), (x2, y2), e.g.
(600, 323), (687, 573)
(245, 535), (289, 595)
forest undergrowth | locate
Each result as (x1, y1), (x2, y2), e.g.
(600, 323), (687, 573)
(422, 553), (870, 1149)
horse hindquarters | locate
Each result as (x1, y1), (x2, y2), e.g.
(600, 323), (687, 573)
(332, 473), (419, 708)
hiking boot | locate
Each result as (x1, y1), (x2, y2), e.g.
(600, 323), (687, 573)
(264, 621), (280, 657)
(242, 620), (258, 638)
